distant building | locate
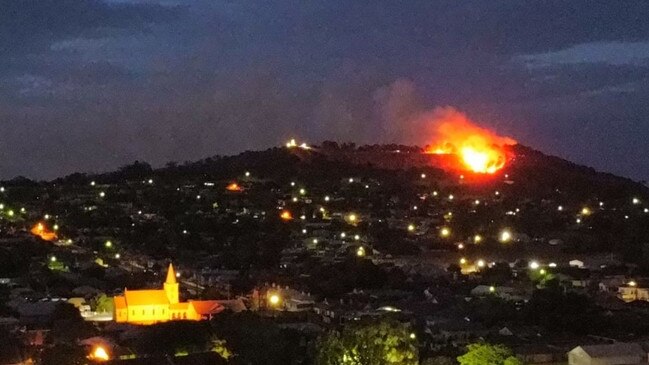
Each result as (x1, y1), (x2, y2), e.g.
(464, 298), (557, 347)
(568, 343), (646, 365)
(113, 264), (223, 325)
(618, 284), (649, 302)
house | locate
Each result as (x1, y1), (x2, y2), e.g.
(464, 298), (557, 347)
(618, 283), (649, 302)
(515, 344), (566, 365)
(568, 343), (646, 365)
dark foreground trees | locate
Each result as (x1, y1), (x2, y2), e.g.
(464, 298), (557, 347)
(315, 320), (418, 365)
(457, 343), (522, 365)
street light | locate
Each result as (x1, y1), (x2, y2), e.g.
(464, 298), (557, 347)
(105, 240), (112, 248)
(499, 230), (512, 243)
(268, 293), (281, 307)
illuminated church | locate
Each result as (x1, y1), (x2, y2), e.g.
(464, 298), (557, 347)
(114, 264), (223, 324)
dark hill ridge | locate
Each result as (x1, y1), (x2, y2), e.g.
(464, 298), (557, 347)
(40, 142), (647, 201)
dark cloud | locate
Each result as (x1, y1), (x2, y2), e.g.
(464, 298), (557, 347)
(1, 0), (649, 180)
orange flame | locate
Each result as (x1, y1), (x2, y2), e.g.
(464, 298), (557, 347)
(424, 107), (516, 174)
(88, 345), (110, 362)
(280, 210), (293, 221)
(226, 182), (243, 192)
(31, 222), (57, 241)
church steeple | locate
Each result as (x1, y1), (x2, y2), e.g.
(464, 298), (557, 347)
(165, 263), (177, 284)
(164, 263), (179, 304)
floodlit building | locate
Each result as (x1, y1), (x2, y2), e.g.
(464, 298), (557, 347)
(114, 264), (223, 325)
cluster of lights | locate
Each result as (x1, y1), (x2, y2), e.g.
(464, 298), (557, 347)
(285, 139), (311, 150)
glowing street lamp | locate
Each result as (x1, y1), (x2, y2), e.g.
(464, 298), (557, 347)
(105, 240), (113, 248)
(629, 280), (637, 287)
(268, 293), (281, 307)
(50, 256), (57, 262)
(474, 235), (483, 244)
(409, 332), (417, 340)
(499, 230), (512, 243)
(476, 259), (486, 268)
(356, 246), (366, 257)
(581, 207), (591, 216)
(529, 261), (540, 270)
(459, 257), (467, 265)
(99, 191), (105, 198)
(407, 224), (415, 232)
(440, 227), (451, 238)
(633, 197), (641, 205)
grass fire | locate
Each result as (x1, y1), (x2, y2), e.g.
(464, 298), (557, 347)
(424, 107), (516, 174)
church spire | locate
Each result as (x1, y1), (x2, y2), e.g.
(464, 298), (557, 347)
(165, 263), (177, 284)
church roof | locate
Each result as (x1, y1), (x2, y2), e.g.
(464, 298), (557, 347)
(170, 302), (190, 311)
(124, 289), (170, 306)
(166, 263), (177, 284)
(114, 296), (127, 309)
(190, 300), (224, 315)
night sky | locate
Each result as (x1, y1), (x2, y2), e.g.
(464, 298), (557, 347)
(2, 1), (649, 181)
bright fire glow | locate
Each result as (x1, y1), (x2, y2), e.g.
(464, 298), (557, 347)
(31, 222), (57, 241)
(424, 107), (516, 174)
(88, 345), (110, 362)
(280, 210), (293, 221)
(226, 182), (243, 192)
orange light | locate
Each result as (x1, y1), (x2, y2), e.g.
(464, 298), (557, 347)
(30, 222), (57, 241)
(226, 182), (243, 192)
(423, 107), (515, 174)
(280, 210), (293, 221)
(88, 345), (110, 362)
